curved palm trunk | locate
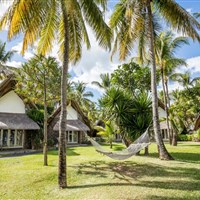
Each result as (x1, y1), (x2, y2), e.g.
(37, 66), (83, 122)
(147, 1), (173, 160)
(161, 68), (172, 144)
(58, 0), (69, 188)
(165, 80), (177, 146)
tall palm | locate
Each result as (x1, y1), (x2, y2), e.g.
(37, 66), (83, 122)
(110, 0), (200, 160)
(0, 0), (112, 188)
(0, 40), (16, 77)
(72, 81), (94, 110)
(92, 73), (111, 90)
(171, 72), (200, 90)
(155, 31), (188, 145)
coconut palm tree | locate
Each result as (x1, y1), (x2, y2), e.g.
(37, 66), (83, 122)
(110, 0), (200, 160)
(155, 31), (188, 145)
(0, 0), (112, 188)
(72, 81), (94, 110)
(171, 72), (200, 90)
(0, 40), (16, 78)
(92, 73), (111, 90)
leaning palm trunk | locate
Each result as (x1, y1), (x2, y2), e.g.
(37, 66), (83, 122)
(161, 68), (172, 144)
(58, 0), (69, 188)
(147, 0), (173, 160)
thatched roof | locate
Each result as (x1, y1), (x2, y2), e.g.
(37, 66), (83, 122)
(0, 113), (40, 130)
(0, 75), (17, 98)
(48, 100), (91, 130)
(53, 120), (90, 131)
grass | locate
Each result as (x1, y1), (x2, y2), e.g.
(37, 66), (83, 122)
(0, 142), (200, 200)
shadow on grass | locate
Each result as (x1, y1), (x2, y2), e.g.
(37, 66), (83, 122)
(68, 160), (200, 192)
(149, 152), (200, 164)
(48, 148), (80, 156)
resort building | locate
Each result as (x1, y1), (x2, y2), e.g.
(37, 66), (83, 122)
(48, 100), (91, 145)
(0, 76), (40, 149)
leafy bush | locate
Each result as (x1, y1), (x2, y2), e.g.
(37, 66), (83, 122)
(177, 134), (192, 141)
(192, 129), (200, 142)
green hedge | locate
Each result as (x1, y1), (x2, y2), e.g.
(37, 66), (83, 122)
(178, 133), (200, 142)
(177, 134), (192, 141)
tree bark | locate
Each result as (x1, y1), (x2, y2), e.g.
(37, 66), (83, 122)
(43, 98), (48, 166)
(172, 130), (178, 146)
(147, 1), (173, 160)
(58, 0), (69, 188)
(144, 147), (149, 155)
(161, 68), (172, 144)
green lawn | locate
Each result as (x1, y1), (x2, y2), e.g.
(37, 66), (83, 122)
(0, 142), (200, 200)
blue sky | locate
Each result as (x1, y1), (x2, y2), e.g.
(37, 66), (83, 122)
(0, 1), (200, 102)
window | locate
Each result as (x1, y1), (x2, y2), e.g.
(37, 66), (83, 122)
(2, 130), (8, 147)
(0, 129), (23, 148)
(67, 131), (78, 143)
(10, 130), (15, 147)
(16, 130), (23, 146)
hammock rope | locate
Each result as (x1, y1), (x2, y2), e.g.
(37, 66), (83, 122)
(68, 112), (151, 160)
(85, 128), (150, 160)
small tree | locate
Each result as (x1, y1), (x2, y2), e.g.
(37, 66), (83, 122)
(16, 55), (61, 166)
(95, 121), (116, 149)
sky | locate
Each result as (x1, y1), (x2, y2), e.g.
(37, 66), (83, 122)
(0, 0), (200, 102)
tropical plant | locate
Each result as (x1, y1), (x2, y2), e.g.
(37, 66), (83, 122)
(92, 73), (111, 90)
(72, 81), (93, 109)
(0, 0), (112, 188)
(100, 87), (152, 148)
(0, 40), (16, 78)
(94, 121), (116, 148)
(155, 31), (188, 145)
(110, 0), (200, 160)
(111, 61), (151, 93)
(16, 55), (61, 166)
(171, 71), (200, 90)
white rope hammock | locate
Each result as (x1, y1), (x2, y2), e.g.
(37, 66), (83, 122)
(68, 111), (151, 160)
(85, 128), (150, 160)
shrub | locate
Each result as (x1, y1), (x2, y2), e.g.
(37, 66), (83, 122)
(177, 134), (192, 141)
(192, 129), (200, 142)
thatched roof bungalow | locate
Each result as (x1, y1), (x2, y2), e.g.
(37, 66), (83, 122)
(48, 100), (91, 145)
(0, 76), (39, 149)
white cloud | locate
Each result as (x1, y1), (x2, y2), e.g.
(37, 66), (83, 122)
(174, 56), (200, 75)
(186, 56), (200, 74)
(0, 1), (13, 30)
(11, 41), (34, 60)
(6, 61), (22, 68)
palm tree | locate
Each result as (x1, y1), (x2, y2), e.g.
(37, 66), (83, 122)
(95, 121), (116, 149)
(110, 0), (200, 160)
(0, 0), (112, 188)
(171, 72), (200, 90)
(155, 31), (188, 145)
(72, 81), (94, 110)
(0, 40), (16, 78)
(92, 73), (111, 90)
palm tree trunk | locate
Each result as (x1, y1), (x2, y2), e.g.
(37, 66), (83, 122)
(161, 68), (172, 144)
(144, 146), (149, 155)
(58, 0), (69, 188)
(147, 0), (173, 160)
(165, 79), (177, 146)
(43, 93), (48, 166)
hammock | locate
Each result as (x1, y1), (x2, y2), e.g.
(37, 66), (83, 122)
(86, 128), (150, 160)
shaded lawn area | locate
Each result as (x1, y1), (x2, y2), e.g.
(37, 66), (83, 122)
(0, 142), (200, 200)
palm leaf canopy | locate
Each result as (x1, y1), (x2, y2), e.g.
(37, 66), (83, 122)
(110, 0), (200, 61)
(0, 0), (112, 64)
